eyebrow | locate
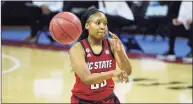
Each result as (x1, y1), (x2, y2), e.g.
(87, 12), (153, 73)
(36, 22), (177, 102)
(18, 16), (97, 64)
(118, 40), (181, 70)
(92, 17), (107, 23)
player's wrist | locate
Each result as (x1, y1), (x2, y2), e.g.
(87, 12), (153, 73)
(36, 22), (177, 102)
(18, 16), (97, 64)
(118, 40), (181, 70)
(106, 70), (114, 78)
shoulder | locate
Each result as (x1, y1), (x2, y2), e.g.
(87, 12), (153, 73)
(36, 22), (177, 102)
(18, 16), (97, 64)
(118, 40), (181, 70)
(69, 42), (85, 56)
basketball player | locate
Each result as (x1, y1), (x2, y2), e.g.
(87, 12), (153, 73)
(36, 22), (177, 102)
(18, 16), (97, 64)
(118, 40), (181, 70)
(69, 7), (132, 104)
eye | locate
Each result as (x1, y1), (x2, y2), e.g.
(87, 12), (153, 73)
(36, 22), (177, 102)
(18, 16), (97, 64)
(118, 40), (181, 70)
(104, 22), (107, 26)
(96, 22), (100, 25)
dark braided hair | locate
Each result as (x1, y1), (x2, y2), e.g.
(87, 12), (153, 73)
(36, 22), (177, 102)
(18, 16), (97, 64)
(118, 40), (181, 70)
(78, 7), (103, 41)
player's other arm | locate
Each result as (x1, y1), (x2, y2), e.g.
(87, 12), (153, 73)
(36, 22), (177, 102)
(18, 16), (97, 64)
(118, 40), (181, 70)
(109, 32), (132, 75)
(114, 44), (132, 75)
(69, 42), (126, 85)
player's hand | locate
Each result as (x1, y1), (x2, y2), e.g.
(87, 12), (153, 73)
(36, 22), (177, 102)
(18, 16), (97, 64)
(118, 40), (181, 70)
(109, 31), (123, 53)
(112, 70), (129, 83)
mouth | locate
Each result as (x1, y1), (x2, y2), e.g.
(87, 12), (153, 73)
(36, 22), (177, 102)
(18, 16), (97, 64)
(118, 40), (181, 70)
(97, 32), (106, 38)
(98, 31), (106, 34)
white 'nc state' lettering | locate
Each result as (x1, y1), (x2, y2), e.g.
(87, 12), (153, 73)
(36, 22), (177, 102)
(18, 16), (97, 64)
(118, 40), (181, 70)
(87, 60), (112, 70)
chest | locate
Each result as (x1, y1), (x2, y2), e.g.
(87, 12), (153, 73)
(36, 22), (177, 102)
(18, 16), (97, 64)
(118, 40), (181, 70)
(90, 45), (103, 55)
(85, 48), (115, 73)
(82, 39), (116, 72)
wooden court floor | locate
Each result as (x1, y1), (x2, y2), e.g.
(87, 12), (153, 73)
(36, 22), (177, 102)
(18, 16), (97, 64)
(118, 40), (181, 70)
(2, 45), (192, 103)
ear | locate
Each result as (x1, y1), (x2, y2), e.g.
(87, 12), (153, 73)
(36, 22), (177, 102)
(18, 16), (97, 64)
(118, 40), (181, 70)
(85, 23), (89, 30)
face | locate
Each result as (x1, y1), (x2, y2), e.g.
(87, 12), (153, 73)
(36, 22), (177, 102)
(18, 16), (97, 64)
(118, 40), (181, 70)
(85, 12), (108, 40)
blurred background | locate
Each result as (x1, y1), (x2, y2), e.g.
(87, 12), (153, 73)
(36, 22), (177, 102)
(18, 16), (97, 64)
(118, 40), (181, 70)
(1, 1), (192, 103)
(1, 1), (192, 61)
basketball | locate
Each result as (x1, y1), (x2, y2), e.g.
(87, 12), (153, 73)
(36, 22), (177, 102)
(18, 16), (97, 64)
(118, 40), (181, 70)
(49, 12), (82, 44)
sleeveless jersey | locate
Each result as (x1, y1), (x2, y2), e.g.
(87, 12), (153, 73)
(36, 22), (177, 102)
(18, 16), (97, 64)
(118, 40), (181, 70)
(71, 38), (116, 101)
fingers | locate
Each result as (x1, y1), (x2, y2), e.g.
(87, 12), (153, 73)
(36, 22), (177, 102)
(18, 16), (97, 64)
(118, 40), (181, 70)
(115, 70), (129, 83)
(109, 39), (116, 49)
(109, 39), (115, 46)
(118, 74), (123, 83)
(123, 72), (129, 83)
(109, 39), (121, 50)
(109, 31), (122, 51)
(109, 31), (118, 39)
(121, 71), (129, 83)
(116, 70), (124, 82)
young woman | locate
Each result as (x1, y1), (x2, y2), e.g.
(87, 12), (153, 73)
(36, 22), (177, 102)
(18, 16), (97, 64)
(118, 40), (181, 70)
(69, 7), (132, 104)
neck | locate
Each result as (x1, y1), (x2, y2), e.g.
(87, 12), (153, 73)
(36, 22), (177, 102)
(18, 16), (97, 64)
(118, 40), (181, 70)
(88, 35), (102, 46)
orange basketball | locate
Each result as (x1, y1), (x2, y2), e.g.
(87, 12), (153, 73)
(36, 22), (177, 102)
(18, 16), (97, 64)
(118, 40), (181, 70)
(49, 12), (82, 44)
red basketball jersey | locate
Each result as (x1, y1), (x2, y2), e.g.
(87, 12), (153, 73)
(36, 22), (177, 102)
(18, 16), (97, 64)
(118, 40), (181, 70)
(71, 38), (116, 101)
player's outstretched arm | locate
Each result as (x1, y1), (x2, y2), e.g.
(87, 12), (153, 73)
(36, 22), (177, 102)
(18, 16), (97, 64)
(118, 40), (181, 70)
(109, 31), (132, 75)
(69, 42), (127, 85)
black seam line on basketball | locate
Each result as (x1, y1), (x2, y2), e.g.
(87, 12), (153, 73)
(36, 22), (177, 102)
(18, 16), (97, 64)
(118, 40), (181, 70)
(56, 17), (81, 33)
(52, 20), (62, 43)
(55, 19), (75, 41)
(52, 20), (60, 42)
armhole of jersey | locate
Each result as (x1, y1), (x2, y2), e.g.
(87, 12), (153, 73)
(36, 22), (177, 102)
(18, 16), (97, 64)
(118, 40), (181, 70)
(80, 40), (87, 62)
(107, 39), (115, 58)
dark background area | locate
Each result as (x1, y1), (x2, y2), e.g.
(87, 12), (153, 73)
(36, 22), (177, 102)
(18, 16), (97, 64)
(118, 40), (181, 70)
(1, 1), (192, 58)
(1, 1), (188, 37)
(1, 1), (99, 25)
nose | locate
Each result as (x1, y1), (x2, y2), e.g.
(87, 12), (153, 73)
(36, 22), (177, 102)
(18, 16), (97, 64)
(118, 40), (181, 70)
(99, 23), (105, 30)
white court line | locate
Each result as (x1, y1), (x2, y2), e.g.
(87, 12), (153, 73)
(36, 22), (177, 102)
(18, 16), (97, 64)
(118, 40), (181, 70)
(2, 54), (21, 75)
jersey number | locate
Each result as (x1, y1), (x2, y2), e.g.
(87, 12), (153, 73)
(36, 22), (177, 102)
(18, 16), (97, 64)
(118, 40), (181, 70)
(91, 80), (107, 89)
